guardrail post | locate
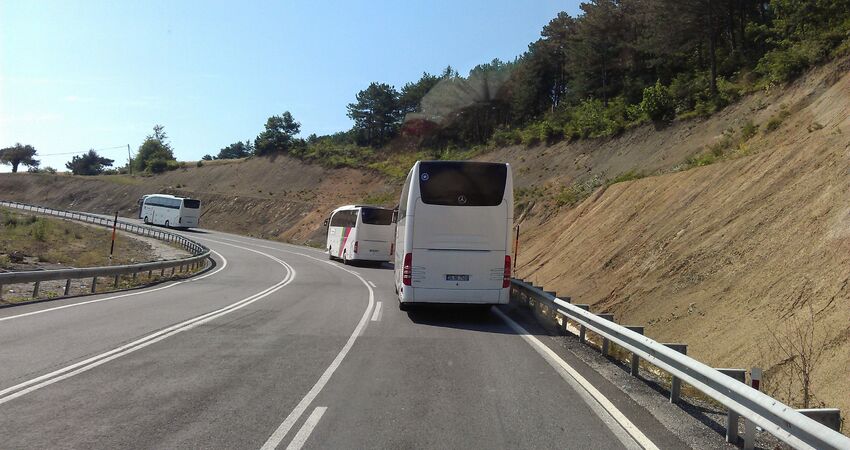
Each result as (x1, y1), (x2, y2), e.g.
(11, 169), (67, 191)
(597, 313), (615, 355)
(797, 408), (842, 432)
(132, 272), (137, 282)
(0, 284), (4, 301)
(32, 281), (40, 298)
(744, 367), (762, 450)
(575, 304), (590, 342)
(625, 326), (644, 376)
(160, 268), (165, 277)
(170, 267), (175, 276)
(64, 279), (72, 296)
(148, 270), (152, 278)
(113, 275), (120, 288)
(91, 277), (98, 293)
(663, 344), (688, 403)
(717, 368), (746, 443)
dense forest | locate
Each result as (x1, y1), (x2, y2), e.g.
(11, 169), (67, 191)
(204, 0), (849, 175)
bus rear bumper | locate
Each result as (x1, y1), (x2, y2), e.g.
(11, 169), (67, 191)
(399, 287), (508, 305)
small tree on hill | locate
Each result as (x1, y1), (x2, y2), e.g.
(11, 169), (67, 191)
(0, 143), (40, 173)
(254, 112), (300, 156)
(66, 149), (114, 175)
(134, 125), (176, 172)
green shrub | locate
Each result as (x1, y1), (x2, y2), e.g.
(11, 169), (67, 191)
(31, 218), (49, 242)
(490, 127), (522, 147)
(740, 120), (759, 140)
(641, 81), (675, 122)
(606, 170), (645, 186)
(147, 158), (169, 173)
(765, 106), (791, 133)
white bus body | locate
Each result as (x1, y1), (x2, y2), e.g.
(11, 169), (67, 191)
(141, 194), (201, 229)
(326, 205), (395, 264)
(394, 161), (513, 309)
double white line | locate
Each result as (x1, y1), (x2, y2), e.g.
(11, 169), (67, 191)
(0, 241), (296, 406)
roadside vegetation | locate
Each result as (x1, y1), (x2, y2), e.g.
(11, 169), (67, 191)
(0, 208), (154, 270)
(194, 0), (850, 179)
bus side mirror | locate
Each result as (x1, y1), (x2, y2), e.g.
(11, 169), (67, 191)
(323, 218), (329, 227)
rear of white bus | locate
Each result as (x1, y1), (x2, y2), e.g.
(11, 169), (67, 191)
(397, 161), (513, 307)
(178, 198), (201, 228)
(354, 207), (394, 262)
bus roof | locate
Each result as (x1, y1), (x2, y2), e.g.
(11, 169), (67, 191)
(330, 204), (393, 213)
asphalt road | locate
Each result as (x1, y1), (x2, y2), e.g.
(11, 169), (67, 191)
(0, 224), (693, 449)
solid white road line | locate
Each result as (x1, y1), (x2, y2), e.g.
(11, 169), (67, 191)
(492, 308), (658, 450)
(370, 301), (382, 321)
(0, 250), (229, 323)
(368, 281), (376, 288)
(0, 241), (295, 405)
(258, 248), (375, 450)
(285, 407), (327, 450)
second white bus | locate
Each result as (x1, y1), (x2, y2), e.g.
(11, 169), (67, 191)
(325, 205), (395, 264)
(394, 160), (514, 310)
(141, 194), (201, 229)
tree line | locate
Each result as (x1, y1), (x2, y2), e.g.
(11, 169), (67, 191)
(207, 0), (849, 166)
(5, 1), (847, 175)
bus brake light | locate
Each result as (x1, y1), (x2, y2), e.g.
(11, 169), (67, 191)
(402, 253), (413, 286)
(354, 241), (359, 253)
(503, 255), (511, 288)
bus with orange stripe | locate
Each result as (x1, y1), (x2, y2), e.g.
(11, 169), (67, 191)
(324, 205), (395, 264)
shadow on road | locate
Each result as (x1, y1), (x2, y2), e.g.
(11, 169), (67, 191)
(405, 305), (519, 335)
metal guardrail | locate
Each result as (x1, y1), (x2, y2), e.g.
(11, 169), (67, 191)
(0, 200), (211, 299)
(511, 279), (850, 450)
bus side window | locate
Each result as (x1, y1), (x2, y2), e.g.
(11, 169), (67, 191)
(399, 170), (412, 220)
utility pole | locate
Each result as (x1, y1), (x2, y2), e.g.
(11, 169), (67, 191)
(127, 144), (132, 175)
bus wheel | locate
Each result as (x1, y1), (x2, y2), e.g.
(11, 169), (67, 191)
(143, 216), (150, 224)
(342, 251), (349, 265)
(328, 248), (334, 260)
(399, 301), (410, 312)
(164, 220), (170, 228)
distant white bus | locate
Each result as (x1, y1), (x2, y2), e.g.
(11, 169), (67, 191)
(325, 205), (395, 264)
(141, 194), (201, 229)
(394, 161), (513, 310)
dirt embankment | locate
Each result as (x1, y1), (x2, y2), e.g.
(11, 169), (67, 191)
(0, 157), (395, 246)
(514, 58), (850, 416)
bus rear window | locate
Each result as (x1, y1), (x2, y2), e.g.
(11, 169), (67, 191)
(183, 199), (201, 209)
(418, 161), (507, 206)
(361, 207), (393, 225)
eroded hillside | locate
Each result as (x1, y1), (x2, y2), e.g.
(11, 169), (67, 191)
(511, 57), (850, 416)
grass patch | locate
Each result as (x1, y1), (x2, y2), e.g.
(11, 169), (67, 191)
(0, 207), (156, 268)
(764, 105), (791, 133)
(360, 191), (398, 206)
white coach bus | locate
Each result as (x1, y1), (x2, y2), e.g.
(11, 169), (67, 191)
(325, 205), (395, 264)
(394, 161), (513, 311)
(141, 194), (201, 229)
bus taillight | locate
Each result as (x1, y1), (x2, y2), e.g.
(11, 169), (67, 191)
(402, 253), (413, 286)
(503, 255), (511, 288)
(353, 241), (359, 253)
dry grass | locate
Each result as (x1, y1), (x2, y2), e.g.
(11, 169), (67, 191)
(0, 207), (154, 269)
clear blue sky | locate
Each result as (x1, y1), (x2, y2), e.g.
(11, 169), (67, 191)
(1, 0), (581, 171)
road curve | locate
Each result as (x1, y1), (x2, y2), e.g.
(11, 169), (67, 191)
(0, 223), (691, 449)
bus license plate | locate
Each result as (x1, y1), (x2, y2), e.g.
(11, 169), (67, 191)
(446, 274), (469, 281)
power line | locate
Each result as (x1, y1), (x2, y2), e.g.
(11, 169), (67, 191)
(38, 145), (129, 157)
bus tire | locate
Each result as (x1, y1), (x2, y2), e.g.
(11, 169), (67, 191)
(164, 220), (170, 228)
(143, 216), (150, 224)
(342, 251), (349, 265)
(398, 301), (410, 311)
